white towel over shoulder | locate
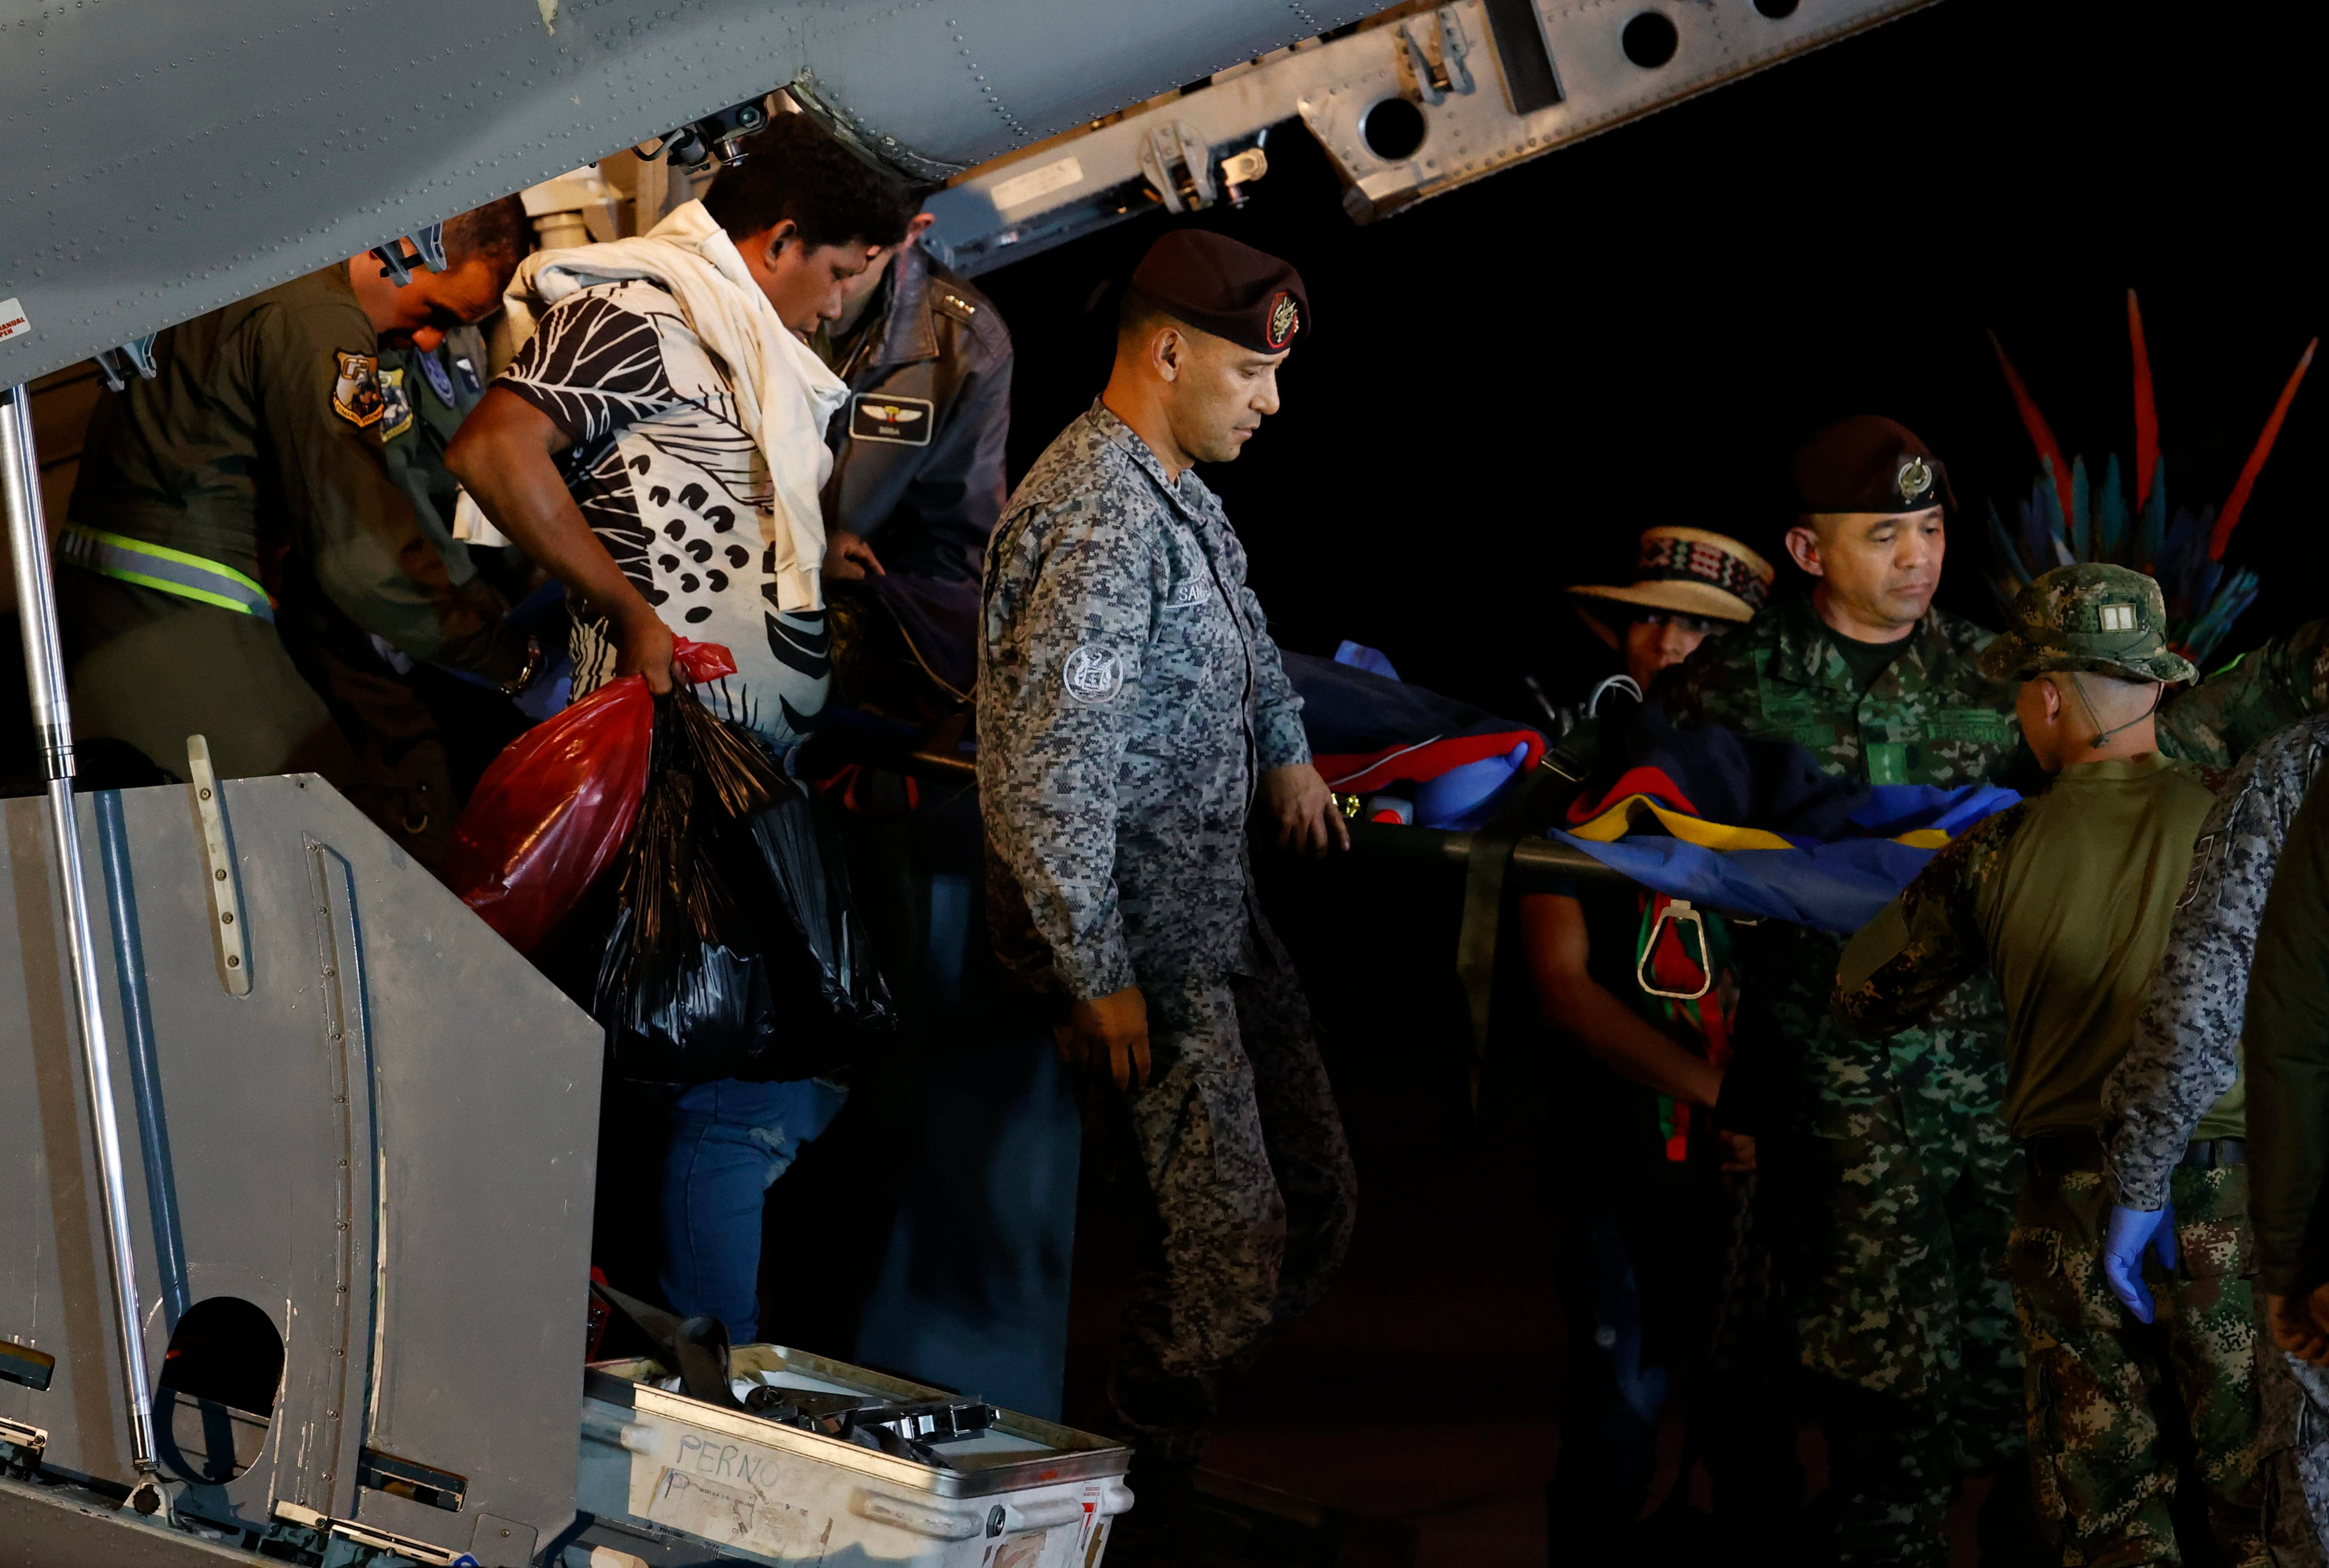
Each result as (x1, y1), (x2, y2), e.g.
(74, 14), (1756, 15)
(506, 200), (847, 612)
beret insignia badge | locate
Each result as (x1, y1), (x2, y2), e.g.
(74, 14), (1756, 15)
(1895, 455), (1933, 503)
(1264, 291), (1300, 351)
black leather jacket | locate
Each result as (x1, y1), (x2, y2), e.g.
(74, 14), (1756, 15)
(823, 244), (1013, 583)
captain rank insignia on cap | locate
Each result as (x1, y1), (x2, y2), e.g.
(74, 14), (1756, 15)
(1265, 291), (1299, 352)
(331, 350), (385, 427)
(850, 392), (934, 447)
(1895, 456), (1934, 503)
(2098, 602), (2138, 631)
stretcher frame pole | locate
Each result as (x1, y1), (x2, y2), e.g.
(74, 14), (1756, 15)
(1, 382), (162, 1487)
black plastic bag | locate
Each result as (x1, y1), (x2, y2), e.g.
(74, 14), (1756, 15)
(746, 788), (894, 1033)
(591, 690), (896, 1085)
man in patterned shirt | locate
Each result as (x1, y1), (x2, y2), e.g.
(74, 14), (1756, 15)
(450, 112), (915, 750)
(978, 230), (1355, 1549)
(447, 113), (916, 1346)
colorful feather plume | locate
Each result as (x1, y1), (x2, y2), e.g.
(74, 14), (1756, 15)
(1987, 293), (2314, 670)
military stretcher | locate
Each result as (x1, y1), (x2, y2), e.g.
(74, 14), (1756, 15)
(2, 0), (1931, 1561)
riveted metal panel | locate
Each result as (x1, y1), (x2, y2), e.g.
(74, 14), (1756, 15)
(0, 774), (602, 1551)
(0, 0), (1378, 387)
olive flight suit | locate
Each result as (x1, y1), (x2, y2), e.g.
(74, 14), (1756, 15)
(1651, 589), (2329, 1565)
(270, 326), (518, 865)
(61, 265), (525, 857)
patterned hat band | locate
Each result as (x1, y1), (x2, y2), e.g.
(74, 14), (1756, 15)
(1635, 535), (1772, 613)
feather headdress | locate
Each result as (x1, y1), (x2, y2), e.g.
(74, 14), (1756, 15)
(1987, 292), (2316, 669)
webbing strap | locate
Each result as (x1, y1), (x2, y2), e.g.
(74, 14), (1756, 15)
(57, 523), (274, 623)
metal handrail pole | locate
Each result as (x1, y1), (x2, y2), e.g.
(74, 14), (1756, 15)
(1, 382), (161, 1480)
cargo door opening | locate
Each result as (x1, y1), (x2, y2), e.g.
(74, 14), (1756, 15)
(152, 1296), (282, 1485)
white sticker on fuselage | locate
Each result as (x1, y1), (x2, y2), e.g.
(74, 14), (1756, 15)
(0, 299), (29, 344)
(990, 156), (1084, 212)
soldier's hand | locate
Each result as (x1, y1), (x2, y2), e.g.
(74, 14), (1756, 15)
(1057, 986), (1150, 1091)
(825, 528), (885, 581)
(2101, 1203), (2177, 1324)
(614, 606), (679, 696)
(1262, 764), (1348, 858)
(1717, 1131), (1756, 1175)
(2268, 1291), (2329, 1365)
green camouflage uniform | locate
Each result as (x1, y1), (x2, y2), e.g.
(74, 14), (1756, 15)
(1653, 590), (2025, 1564)
(1652, 580), (2329, 1565)
(1829, 564), (2286, 1568)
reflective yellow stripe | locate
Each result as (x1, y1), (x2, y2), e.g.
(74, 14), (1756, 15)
(57, 523), (274, 622)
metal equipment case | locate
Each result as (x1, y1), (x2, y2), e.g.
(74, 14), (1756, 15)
(578, 1346), (1132, 1567)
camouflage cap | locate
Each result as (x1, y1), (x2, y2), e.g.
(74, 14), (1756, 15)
(1976, 562), (2198, 684)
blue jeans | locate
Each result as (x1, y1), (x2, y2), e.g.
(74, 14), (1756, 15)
(650, 1077), (847, 1344)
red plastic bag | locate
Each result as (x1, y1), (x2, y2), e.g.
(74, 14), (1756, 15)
(446, 639), (737, 953)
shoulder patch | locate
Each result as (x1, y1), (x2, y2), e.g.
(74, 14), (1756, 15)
(377, 367), (414, 441)
(2178, 831), (2221, 909)
(416, 350), (457, 406)
(932, 288), (981, 325)
(1062, 644), (1125, 706)
(331, 350), (385, 427)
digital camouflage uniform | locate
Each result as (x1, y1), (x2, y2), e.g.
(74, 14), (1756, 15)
(1652, 585), (2329, 1564)
(2104, 717), (2329, 1566)
(977, 400), (1358, 1464)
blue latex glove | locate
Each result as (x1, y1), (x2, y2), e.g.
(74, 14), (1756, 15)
(2102, 1203), (2178, 1323)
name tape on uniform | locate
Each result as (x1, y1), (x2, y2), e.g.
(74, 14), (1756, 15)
(0, 298), (29, 344)
(850, 393), (933, 447)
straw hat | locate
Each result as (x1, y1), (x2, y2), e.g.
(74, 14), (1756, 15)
(1567, 527), (1775, 650)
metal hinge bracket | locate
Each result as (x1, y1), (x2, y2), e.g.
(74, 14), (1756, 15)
(186, 736), (250, 995)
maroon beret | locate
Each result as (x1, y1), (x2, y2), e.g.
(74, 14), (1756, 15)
(1130, 229), (1307, 355)
(1790, 415), (1956, 515)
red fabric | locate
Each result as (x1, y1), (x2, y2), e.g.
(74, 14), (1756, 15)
(1314, 730), (1544, 794)
(1564, 765), (1701, 825)
(445, 639), (736, 953)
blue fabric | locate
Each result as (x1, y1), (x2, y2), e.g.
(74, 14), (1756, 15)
(1281, 650), (1531, 756)
(652, 1076), (848, 1343)
(1554, 707), (2021, 934)
(1415, 740), (1536, 830)
(1332, 639), (1401, 681)
(1549, 829), (1969, 935)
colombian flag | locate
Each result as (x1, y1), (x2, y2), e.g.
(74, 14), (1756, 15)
(1552, 710), (2019, 935)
